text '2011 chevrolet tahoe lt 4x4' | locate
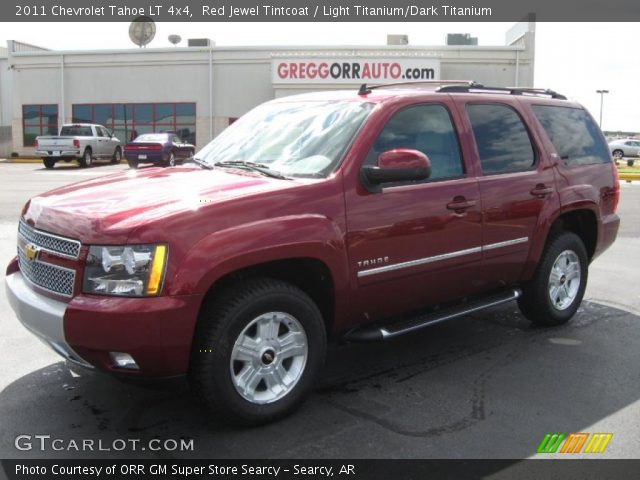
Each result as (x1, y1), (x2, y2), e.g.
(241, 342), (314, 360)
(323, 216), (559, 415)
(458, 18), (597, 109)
(6, 82), (620, 425)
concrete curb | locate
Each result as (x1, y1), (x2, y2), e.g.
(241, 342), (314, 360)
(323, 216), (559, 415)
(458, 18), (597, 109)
(619, 172), (640, 181)
(0, 158), (41, 163)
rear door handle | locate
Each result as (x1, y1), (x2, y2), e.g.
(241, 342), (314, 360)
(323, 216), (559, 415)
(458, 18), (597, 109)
(447, 197), (477, 212)
(530, 184), (554, 198)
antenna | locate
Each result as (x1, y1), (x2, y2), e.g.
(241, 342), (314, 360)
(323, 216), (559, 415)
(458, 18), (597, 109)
(129, 16), (156, 48)
(168, 34), (182, 47)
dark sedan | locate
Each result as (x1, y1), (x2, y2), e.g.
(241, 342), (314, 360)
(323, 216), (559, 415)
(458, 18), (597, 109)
(123, 133), (195, 168)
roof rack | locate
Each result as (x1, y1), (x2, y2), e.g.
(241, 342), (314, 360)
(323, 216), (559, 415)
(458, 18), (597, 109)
(357, 80), (477, 96)
(436, 84), (567, 100)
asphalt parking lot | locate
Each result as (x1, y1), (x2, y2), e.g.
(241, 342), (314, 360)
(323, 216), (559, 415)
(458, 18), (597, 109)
(0, 162), (639, 460)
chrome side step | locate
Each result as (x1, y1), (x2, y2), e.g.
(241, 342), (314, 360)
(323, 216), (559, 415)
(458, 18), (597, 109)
(343, 288), (522, 343)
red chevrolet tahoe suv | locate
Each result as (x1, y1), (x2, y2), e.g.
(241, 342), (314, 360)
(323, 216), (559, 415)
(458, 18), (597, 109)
(6, 82), (620, 425)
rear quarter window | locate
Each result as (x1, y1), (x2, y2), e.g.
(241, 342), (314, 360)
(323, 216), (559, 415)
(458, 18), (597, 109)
(531, 105), (610, 166)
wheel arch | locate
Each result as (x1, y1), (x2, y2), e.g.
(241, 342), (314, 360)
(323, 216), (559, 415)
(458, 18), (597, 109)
(199, 257), (337, 334)
(522, 206), (599, 280)
(169, 216), (350, 335)
(547, 209), (598, 261)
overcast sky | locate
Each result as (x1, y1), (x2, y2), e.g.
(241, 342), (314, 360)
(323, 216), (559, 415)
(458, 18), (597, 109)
(1, 22), (638, 132)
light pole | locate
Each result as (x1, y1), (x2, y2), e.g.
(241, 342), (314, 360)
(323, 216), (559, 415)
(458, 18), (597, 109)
(596, 89), (609, 128)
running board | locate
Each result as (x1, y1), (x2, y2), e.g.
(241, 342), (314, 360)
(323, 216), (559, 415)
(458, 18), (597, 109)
(343, 288), (522, 342)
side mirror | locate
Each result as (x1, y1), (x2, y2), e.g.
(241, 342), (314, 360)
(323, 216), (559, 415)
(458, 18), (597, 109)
(361, 149), (431, 192)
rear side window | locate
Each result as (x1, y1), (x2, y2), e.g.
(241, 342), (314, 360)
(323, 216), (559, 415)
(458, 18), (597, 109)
(365, 104), (464, 182)
(531, 105), (610, 166)
(467, 104), (535, 175)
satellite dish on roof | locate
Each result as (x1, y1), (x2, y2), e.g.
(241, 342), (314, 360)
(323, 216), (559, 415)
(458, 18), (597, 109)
(168, 34), (182, 46)
(129, 16), (156, 48)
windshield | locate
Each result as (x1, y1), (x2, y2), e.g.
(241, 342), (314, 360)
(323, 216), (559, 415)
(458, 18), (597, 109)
(196, 100), (373, 177)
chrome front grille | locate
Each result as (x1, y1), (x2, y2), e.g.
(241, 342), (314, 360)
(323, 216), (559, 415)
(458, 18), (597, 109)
(17, 248), (76, 297)
(17, 220), (79, 297)
(18, 220), (81, 259)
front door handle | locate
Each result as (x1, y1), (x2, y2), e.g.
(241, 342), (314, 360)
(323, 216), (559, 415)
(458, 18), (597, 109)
(530, 184), (554, 198)
(447, 196), (477, 213)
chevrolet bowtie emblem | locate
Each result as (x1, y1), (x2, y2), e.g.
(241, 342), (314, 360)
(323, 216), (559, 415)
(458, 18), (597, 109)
(23, 243), (40, 262)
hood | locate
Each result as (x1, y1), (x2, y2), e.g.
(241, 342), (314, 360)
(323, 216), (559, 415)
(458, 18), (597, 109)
(23, 166), (296, 243)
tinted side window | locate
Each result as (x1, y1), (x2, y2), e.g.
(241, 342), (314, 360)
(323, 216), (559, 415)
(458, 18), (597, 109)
(531, 105), (610, 166)
(467, 104), (535, 175)
(365, 104), (464, 182)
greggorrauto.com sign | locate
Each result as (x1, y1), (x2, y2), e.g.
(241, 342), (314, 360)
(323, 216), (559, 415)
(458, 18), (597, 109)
(272, 57), (440, 84)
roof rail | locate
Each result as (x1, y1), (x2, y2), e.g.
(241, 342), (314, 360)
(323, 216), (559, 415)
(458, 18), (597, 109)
(436, 84), (567, 100)
(357, 80), (478, 96)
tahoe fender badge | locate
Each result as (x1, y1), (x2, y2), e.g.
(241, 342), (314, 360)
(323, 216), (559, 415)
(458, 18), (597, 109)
(357, 256), (390, 268)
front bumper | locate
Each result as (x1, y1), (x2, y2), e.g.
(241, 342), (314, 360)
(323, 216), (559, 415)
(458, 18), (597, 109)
(6, 271), (93, 369)
(6, 271), (204, 377)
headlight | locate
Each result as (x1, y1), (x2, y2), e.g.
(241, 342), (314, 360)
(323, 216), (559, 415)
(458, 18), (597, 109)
(83, 244), (168, 297)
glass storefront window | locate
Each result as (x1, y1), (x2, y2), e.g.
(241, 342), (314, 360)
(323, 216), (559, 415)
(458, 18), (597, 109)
(94, 105), (113, 126)
(22, 104), (58, 146)
(134, 104), (153, 125)
(70, 103), (196, 144)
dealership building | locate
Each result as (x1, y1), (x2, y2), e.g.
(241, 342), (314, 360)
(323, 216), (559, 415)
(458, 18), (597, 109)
(0, 21), (535, 158)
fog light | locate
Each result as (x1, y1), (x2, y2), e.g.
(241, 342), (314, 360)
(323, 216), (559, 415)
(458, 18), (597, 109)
(110, 352), (139, 370)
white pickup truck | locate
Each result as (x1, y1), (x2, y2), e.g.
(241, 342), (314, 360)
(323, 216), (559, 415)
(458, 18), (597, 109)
(35, 123), (122, 169)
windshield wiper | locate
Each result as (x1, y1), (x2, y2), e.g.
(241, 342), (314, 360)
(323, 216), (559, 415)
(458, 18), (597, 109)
(214, 160), (290, 180)
(184, 156), (213, 170)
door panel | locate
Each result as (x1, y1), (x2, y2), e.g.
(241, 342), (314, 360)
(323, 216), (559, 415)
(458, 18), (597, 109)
(346, 179), (483, 320)
(95, 127), (109, 157)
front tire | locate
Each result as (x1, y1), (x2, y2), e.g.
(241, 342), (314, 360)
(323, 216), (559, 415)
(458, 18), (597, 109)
(78, 148), (92, 168)
(518, 232), (588, 326)
(189, 278), (327, 425)
(43, 158), (55, 169)
(111, 147), (122, 164)
(166, 151), (176, 167)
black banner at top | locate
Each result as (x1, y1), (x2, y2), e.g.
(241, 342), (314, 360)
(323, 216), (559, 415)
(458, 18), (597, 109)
(4, 0), (640, 22)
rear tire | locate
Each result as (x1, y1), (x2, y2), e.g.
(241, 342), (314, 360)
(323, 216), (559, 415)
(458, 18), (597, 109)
(78, 148), (92, 168)
(612, 149), (624, 160)
(43, 158), (55, 169)
(189, 278), (327, 426)
(518, 232), (588, 326)
(127, 159), (138, 169)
